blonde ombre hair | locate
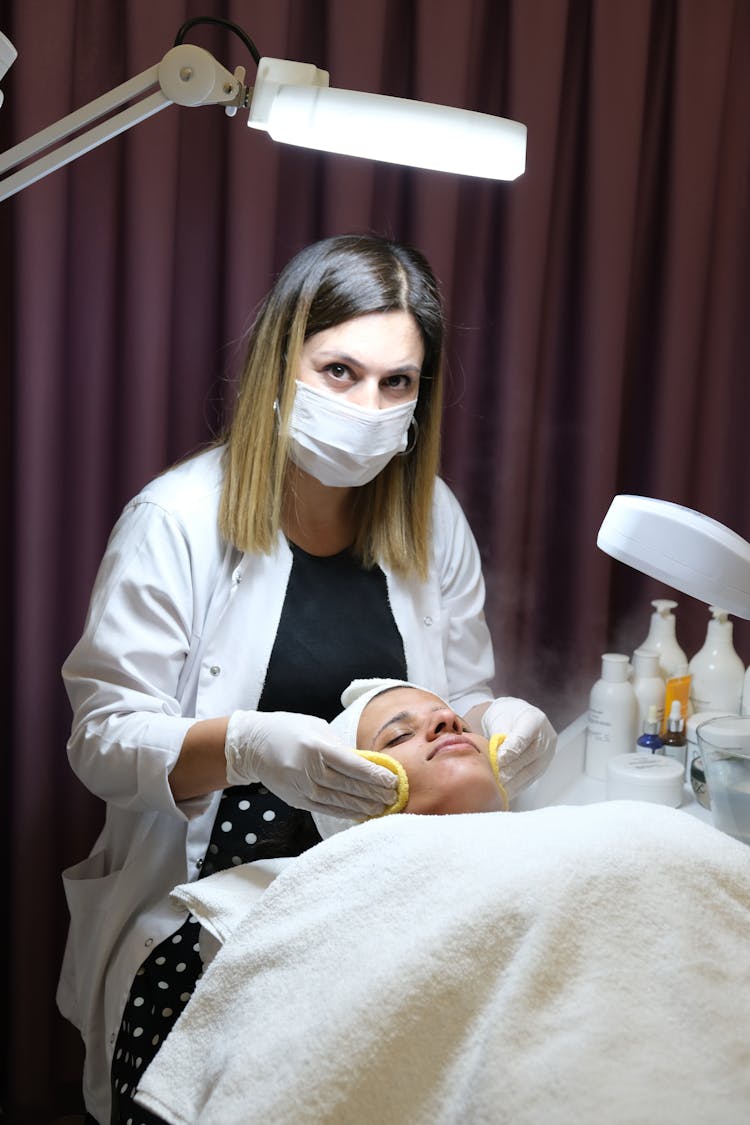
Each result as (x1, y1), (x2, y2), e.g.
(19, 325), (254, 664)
(219, 235), (444, 578)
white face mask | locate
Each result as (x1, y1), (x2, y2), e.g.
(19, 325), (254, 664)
(285, 381), (417, 488)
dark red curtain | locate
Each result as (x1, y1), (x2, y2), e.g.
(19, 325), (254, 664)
(1, 1), (748, 1119)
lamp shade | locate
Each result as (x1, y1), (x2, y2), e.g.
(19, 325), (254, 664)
(248, 57), (526, 181)
(597, 495), (750, 620)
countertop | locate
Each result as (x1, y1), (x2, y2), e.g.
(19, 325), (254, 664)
(513, 713), (713, 826)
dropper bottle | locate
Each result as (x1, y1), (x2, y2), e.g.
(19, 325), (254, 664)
(661, 699), (687, 769)
(636, 704), (664, 754)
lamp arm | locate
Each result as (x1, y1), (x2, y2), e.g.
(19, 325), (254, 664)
(0, 43), (247, 201)
(0, 25), (528, 194)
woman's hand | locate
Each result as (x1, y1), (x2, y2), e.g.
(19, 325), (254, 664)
(480, 698), (557, 799)
(225, 710), (399, 819)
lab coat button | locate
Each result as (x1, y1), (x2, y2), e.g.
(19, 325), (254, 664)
(145, 937), (153, 948)
(209, 665), (221, 677)
(423, 616), (433, 627)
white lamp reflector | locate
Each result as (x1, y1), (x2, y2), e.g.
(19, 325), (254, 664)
(597, 495), (750, 620)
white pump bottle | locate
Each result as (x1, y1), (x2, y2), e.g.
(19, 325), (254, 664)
(689, 606), (744, 715)
(741, 667), (750, 718)
(639, 599), (687, 680)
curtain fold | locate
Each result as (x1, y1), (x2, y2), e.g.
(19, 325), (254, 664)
(2, 1), (748, 1117)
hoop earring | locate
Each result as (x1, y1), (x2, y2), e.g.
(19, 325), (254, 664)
(401, 418), (419, 456)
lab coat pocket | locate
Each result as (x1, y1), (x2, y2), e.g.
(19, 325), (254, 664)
(59, 851), (127, 1032)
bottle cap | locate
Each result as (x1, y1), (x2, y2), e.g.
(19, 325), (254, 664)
(643, 704), (661, 734)
(632, 647), (660, 676)
(652, 599), (677, 616)
(601, 653), (630, 682)
(667, 699), (685, 732)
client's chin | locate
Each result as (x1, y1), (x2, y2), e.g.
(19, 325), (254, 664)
(406, 758), (507, 816)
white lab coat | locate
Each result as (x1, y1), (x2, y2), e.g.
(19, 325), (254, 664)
(57, 444), (494, 1124)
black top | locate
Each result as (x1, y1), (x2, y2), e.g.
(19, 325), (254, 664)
(258, 541), (408, 720)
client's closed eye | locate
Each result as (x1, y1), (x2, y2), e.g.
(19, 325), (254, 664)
(383, 730), (413, 748)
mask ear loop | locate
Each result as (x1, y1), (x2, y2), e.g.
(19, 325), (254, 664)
(400, 417), (419, 456)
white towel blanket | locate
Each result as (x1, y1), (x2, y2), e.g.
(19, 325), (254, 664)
(136, 802), (750, 1125)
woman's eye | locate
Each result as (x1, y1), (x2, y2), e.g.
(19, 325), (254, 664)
(383, 374), (414, 391)
(324, 363), (350, 380)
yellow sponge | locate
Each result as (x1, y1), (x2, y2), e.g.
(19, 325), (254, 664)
(356, 750), (409, 816)
(488, 734), (510, 811)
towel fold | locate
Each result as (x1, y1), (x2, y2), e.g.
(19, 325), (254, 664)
(137, 802), (750, 1125)
(170, 857), (291, 947)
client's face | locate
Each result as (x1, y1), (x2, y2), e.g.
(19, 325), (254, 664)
(357, 687), (505, 815)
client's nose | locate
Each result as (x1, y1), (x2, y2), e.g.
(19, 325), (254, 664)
(428, 707), (464, 738)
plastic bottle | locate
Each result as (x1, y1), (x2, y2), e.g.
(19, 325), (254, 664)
(585, 654), (638, 779)
(638, 599), (688, 680)
(688, 606), (744, 715)
(636, 704), (664, 754)
(741, 668), (750, 717)
(631, 647), (665, 731)
(661, 699), (687, 769)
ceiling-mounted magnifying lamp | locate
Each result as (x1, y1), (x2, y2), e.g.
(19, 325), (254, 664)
(0, 17), (526, 202)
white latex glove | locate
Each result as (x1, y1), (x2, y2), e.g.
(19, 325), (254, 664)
(481, 697), (557, 800)
(224, 710), (398, 819)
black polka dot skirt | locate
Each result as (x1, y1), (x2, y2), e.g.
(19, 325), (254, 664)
(109, 784), (320, 1125)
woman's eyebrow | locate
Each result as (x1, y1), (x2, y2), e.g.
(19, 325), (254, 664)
(314, 348), (363, 369)
(370, 710), (416, 746)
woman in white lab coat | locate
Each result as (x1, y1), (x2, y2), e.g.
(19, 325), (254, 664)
(58, 234), (557, 1125)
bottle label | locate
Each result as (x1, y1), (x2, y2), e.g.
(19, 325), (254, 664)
(663, 743), (687, 768)
(587, 708), (613, 744)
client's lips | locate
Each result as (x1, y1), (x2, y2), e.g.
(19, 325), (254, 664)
(426, 736), (479, 761)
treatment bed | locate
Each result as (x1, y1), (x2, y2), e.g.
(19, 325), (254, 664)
(134, 719), (750, 1125)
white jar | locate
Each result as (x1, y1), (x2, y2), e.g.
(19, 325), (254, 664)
(606, 753), (684, 807)
(585, 654), (638, 780)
